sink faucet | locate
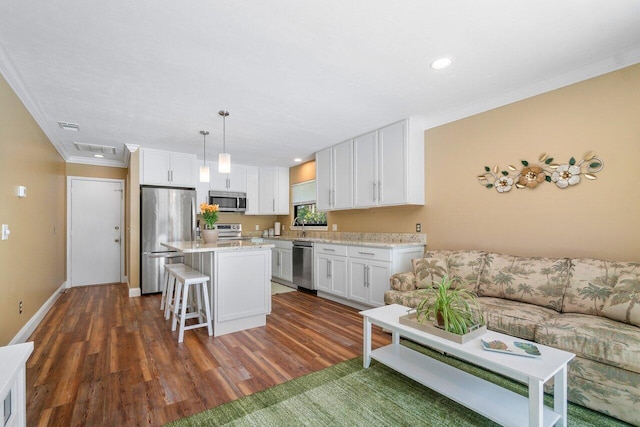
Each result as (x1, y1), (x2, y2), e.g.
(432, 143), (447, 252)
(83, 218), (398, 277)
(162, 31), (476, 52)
(292, 216), (306, 238)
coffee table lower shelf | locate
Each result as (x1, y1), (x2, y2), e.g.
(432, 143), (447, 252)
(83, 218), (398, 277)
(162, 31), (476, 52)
(371, 344), (561, 427)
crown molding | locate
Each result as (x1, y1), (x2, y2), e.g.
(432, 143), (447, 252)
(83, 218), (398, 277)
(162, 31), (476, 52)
(66, 156), (127, 168)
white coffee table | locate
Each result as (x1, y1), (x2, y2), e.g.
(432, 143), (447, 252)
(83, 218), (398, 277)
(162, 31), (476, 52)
(360, 304), (575, 427)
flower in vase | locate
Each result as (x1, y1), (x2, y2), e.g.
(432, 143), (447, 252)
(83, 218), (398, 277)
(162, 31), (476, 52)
(200, 203), (219, 229)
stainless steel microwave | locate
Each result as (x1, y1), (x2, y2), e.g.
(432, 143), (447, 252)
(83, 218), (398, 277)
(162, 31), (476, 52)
(208, 191), (247, 212)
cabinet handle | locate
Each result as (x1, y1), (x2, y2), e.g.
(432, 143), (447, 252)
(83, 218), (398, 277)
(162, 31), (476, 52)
(170, 170), (174, 182)
(168, 170), (171, 182)
(328, 189), (332, 206)
(273, 198), (275, 212)
(365, 265), (370, 287)
(372, 182), (376, 201)
(358, 251), (375, 256)
(327, 260), (332, 278)
(332, 189), (336, 206)
(378, 180), (382, 201)
(323, 248), (335, 252)
(227, 177), (230, 189)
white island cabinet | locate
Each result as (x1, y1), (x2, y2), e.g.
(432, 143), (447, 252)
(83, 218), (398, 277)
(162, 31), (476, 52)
(162, 240), (274, 336)
(0, 342), (33, 427)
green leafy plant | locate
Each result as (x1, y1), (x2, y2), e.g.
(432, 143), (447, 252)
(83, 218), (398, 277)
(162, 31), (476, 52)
(415, 276), (484, 335)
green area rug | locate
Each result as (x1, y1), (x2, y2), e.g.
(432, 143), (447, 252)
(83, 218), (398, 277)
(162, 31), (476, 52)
(167, 341), (629, 426)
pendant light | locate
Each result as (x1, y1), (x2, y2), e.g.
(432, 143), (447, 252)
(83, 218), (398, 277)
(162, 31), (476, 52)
(199, 130), (210, 182)
(218, 110), (231, 173)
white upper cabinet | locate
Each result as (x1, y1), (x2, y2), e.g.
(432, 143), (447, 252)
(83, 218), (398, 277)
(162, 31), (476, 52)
(258, 167), (289, 215)
(317, 117), (424, 211)
(243, 166), (289, 216)
(316, 140), (353, 211)
(354, 119), (424, 208)
(245, 165), (260, 215)
(208, 162), (247, 192)
(140, 148), (196, 187)
(353, 131), (377, 208)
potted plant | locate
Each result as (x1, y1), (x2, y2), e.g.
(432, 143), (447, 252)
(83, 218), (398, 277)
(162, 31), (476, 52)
(415, 275), (484, 335)
(199, 203), (219, 243)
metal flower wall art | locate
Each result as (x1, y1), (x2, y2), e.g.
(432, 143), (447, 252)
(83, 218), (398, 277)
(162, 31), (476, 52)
(477, 152), (604, 193)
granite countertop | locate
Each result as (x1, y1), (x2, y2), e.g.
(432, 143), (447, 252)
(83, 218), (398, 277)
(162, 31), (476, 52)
(162, 240), (275, 254)
(257, 236), (425, 249)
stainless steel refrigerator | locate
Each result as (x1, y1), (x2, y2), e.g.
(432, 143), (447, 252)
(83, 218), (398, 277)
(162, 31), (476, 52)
(140, 186), (196, 294)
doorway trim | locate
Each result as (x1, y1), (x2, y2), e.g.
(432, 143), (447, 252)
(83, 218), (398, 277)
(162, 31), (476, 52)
(66, 176), (126, 287)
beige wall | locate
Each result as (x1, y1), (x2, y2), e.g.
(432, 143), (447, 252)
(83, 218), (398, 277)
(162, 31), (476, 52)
(66, 163), (127, 180)
(127, 150), (140, 290)
(0, 74), (66, 345)
(423, 64), (640, 261)
(288, 64), (640, 262)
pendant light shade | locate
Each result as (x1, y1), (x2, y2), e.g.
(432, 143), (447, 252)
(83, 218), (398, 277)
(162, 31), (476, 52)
(218, 152), (231, 174)
(199, 130), (210, 182)
(218, 110), (231, 173)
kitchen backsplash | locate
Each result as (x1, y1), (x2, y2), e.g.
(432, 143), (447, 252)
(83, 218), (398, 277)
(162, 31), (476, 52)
(245, 230), (427, 244)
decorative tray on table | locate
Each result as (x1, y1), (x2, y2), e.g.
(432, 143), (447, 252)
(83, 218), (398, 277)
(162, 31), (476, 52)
(480, 339), (542, 357)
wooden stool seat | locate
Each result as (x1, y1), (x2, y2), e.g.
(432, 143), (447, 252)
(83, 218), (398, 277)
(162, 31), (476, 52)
(169, 267), (213, 343)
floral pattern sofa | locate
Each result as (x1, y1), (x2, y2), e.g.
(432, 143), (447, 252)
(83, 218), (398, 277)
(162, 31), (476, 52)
(384, 250), (640, 425)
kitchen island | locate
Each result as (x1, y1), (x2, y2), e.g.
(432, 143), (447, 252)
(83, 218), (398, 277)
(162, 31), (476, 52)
(162, 240), (274, 337)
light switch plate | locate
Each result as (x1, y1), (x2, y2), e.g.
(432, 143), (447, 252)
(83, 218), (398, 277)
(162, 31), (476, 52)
(1, 224), (10, 240)
(17, 186), (27, 198)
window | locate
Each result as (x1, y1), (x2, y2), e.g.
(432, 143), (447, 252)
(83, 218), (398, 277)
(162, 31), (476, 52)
(291, 179), (327, 226)
(293, 203), (327, 226)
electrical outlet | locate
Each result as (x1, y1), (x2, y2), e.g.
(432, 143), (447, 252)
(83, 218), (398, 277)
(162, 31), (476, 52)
(416, 223), (422, 232)
(332, 224), (337, 231)
(255, 225), (259, 231)
(19, 300), (23, 314)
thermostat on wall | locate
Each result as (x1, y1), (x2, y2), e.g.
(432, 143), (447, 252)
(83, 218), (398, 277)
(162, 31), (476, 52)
(17, 186), (26, 198)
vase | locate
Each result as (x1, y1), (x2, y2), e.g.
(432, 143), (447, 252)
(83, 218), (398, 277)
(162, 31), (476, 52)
(201, 228), (219, 244)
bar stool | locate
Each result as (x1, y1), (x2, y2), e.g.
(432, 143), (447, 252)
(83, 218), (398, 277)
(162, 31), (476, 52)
(161, 263), (188, 320)
(170, 268), (213, 343)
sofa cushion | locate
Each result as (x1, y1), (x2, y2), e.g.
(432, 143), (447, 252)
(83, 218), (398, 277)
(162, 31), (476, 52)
(601, 273), (640, 326)
(476, 297), (559, 341)
(562, 258), (640, 315)
(413, 250), (485, 292)
(536, 313), (640, 374)
(412, 257), (448, 288)
(561, 258), (619, 315)
(478, 253), (569, 312)
(390, 272), (417, 292)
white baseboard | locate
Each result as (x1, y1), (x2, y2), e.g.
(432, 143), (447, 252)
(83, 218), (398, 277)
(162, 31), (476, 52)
(9, 281), (67, 345)
(127, 276), (141, 298)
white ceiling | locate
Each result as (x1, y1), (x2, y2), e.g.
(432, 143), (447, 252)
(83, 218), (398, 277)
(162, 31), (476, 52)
(1, 1), (639, 168)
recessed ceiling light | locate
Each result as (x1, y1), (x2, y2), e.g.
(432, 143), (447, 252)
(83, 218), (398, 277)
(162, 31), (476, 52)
(294, 158), (302, 162)
(430, 58), (452, 70)
(93, 154), (104, 158)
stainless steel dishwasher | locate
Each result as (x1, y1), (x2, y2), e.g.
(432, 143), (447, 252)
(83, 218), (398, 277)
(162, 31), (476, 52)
(292, 240), (314, 292)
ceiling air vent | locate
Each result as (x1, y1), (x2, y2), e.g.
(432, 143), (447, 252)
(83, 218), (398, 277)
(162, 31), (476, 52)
(73, 142), (117, 155)
(58, 121), (79, 131)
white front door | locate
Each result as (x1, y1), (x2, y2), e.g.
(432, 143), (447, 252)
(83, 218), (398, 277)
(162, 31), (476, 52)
(69, 178), (124, 286)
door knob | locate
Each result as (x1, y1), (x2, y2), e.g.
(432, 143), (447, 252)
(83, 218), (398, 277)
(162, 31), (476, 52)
(115, 226), (120, 230)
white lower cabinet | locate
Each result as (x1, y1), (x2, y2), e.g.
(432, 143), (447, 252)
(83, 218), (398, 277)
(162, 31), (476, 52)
(269, 240), (293, 283)
(315, 243), (424, 309)
(348, 258), (391, 307)
(314, 244), (348, 297)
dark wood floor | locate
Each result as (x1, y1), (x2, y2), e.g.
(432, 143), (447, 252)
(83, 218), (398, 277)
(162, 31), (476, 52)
(26, 284), (390, 426)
